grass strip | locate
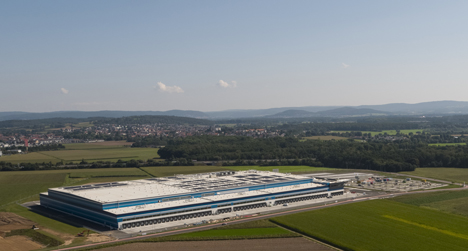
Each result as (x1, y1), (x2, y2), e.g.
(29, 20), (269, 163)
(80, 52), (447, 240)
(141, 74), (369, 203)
(5, 229), (64, 247)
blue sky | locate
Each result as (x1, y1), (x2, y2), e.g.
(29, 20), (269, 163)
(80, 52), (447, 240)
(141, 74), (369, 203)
(1, 1), (468, 112)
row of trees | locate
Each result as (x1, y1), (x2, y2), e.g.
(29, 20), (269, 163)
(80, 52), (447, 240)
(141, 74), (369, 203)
(158, 136), (468, 172)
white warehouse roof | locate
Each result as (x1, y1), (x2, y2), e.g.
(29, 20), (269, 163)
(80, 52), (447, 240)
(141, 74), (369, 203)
(47, 170), (312, 204)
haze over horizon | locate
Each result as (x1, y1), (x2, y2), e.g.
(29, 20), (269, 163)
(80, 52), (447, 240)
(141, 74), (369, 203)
(2, 1), (468, 112)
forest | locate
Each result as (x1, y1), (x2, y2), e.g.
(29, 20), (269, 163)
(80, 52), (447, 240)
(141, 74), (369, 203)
(158, 136), (468, 172)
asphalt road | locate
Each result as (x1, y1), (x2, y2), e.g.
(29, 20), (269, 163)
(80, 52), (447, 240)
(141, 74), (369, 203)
(54, 185), (468, 251)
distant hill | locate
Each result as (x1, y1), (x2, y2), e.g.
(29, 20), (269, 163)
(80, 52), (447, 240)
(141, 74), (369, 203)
(267, 109), (316, 118)
(2, 100), (468, 120)
(211, 101), (468, 118)
(0, 110), (209, 121)
(357, 101), (468, 114)
(0, 115), (213, 128)
(317, 107), (389, 117)
(205, 106), (337, 119)
(268, 107), (389, 118)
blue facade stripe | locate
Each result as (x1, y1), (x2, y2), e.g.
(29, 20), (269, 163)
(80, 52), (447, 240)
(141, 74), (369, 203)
(102, 179), (313, 210)
(116, 186), (328, 220)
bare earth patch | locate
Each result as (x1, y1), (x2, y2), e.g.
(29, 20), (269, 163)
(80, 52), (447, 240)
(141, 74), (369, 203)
(0, 235), (43, 251)
(98, 238), (334, 251)
(87, 233), (114, 243)
(0, 213), (35, 232)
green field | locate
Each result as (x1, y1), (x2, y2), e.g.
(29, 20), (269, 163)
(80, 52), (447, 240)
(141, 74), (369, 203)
(0, 168), (151, 208)
(271, 200), (468, 251)
(151, 227), (296, 241)
(142, 166), (231, 177)
(0, 171), (66, 208)
(331, 129), (423, 136)
(227, 165), (335, 173)
(401, 168), (468, 184)
(391, 190), (468, 217)
(0, 142), (159, 164)
(303, 135), (349, 140)
(72, 122), (93, 128)
(428, 143), (467, 147)
(0, 167), (152, 236)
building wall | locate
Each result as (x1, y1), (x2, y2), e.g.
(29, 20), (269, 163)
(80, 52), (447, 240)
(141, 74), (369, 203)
(40, 180), (344, 230)
(47, 190), (104, 211)
(40, 194), (118, 229)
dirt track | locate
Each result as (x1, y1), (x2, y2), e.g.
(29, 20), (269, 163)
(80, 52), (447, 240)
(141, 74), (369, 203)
(98, 238), (334, 251)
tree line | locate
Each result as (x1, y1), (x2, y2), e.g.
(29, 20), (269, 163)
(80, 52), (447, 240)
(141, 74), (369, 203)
(158, 136), (468, 172)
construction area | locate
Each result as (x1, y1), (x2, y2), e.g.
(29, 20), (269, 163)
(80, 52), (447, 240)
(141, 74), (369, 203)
(306, 172), (448, 192)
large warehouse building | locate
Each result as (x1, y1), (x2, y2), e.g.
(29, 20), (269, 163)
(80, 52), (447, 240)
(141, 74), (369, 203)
(40, 170), (346, 230)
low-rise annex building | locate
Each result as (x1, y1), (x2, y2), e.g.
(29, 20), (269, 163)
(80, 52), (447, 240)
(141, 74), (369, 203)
(40, 170), (347, 230)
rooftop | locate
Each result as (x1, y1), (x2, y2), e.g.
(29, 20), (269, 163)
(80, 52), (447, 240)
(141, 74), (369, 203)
(48, 170), (311, 204)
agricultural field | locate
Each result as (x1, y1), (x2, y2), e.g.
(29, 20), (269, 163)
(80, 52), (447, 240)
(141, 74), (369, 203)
(401, 168), (468, 184)
(0, 141), (159, 164)
(271, 200), (468, 251)
(72, 122), (94, 128)
(0, 167), (152, 243)
(227, 165), (335, 173)
(62, 141), (133, 150)
(331, 129), (423, 136)
(0, 171), (66, 209)
(142, 166), (231, 177)
(302, 135), (349, 140)
(148, 227), (297, 241)
(391, 190), (468, 217)
(98, 238), (326, 251)
(87, 220), (302, 251)
(0, 168), (150, 209)
(428, 143), (467, 147)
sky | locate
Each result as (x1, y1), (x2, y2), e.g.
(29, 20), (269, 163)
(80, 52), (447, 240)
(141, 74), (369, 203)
(1, 0), (468, 112)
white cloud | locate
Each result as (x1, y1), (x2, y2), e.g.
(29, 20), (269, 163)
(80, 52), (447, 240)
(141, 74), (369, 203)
(61, 88), (69, 94)
(217, 80), (237, 88)
(342, 63), (350, 69)
(155, 82), (184, 93)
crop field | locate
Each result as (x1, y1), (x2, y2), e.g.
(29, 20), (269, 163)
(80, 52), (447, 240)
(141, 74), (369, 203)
(401, 168), (468, 184)
(142, 166), (231, 177)
(0, 142), (159, 164)
(98, 238), (322, 251)
(0, 168), (152, 237)
(271, 200), (468, 251)
(428, 143), (467, 147)
(0, 171), (66, 209)
(67, 168), (149, 178)
(0, 152), (61, 164)
(148, 227), (298, 242)
(87, 220), (299, 251)
(72, 122), (94, 128)
(303, 136), (349, 140)
(62, 141), (133, 150)
(227, 166), (335, 173)
(331, 129), (423, 136)
(391, 190), (468, 217)
(0, 168), (150, 208)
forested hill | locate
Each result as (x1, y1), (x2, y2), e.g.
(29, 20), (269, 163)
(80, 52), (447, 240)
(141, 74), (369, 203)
(158, 136), (468, 172)
(0, 115), (213, 129)
(93, 115), (213, 126)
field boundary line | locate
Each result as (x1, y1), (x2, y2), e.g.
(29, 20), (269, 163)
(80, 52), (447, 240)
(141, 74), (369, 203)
(138, 167), (155, 177)
(272, 222), (343, 251)
(36, 152), (65, 162)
